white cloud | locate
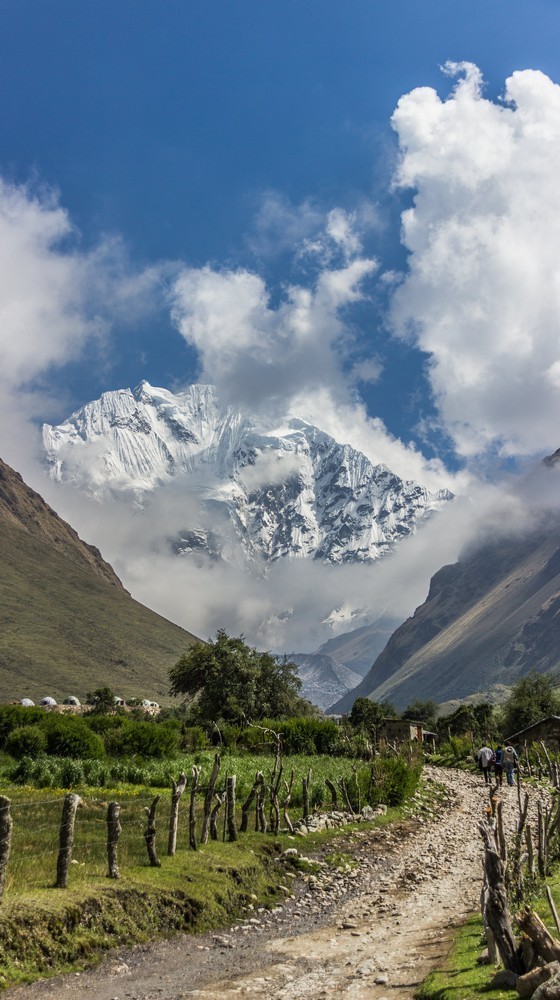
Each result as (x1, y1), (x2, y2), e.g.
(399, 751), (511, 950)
(170, 255), (377, 417)
(0, 178), (102, 385)
(238, 450), (303, 491)
(390, 62), (560, 459)
(247, 191), (381, 265)
(0, 177), (164, 476)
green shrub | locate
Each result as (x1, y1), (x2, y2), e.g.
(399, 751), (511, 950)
(105, 721), (179, 758)
(0, 705), (45, 747)
(368, 755), (422, 806)
(43, 716), (105, 760)
(58, 759), (86, 787)
(5, 724), (47, 759)
(180, 726), (208, 751)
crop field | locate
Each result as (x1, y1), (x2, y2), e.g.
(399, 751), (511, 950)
(1, 751), (396, 897)
(4, 750), (371, 801)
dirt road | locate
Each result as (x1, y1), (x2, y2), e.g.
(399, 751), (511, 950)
(3, 767), (520, 1000)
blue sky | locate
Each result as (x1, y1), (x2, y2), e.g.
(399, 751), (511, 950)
(2, 1), (560, 485)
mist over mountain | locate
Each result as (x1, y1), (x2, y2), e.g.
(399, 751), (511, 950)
(37, 381), (458, 654)
(330, 456), (560, 712)
(288, 654), (362, 712)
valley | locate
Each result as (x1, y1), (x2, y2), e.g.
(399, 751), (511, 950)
(0, 768), (518, 1000)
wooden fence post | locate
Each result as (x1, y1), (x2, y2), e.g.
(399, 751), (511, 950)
(338, 777), (355, 817)
(537, 800), (547, 878)
(526, 824), (536, 880)
(479, 821), (524, 974)
(302, 769), (311, 820)
(107, 802), (121, 879)
(270, 766), (283, 836)
(282, 770), (295, 834)
(201, 754), (221, 844)
(496, 800), (507, 865)
(0, 796), (12, 902)
(167, 771), (187, 857)
(56, 793), (81, 888)
(241, 771), (262, 834)
(210, 792), (225, 840)
(189, 766), (200, 850)
(256, 773), (267, 833)
(144, 795), (161, 867)
(226, 775), (238, 842)
(325, 778), (338, 809)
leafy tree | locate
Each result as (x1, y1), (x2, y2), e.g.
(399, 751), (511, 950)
(349, 697), (397, 733)
(402, 700), (439, 730)
(86, 687), (116, 715)
(436, 702), (496, 742)
(169, 629), (308, 722)
(501, 672), (560, 738)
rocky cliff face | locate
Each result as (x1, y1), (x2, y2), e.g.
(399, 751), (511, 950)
(43, 381), (452, 568)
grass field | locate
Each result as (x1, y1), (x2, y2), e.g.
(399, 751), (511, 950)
(0, 773), (407, 988)
(417, 865), (560, 1000)
(0, 746), (422, 988)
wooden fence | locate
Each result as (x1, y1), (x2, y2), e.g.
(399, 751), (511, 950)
(0, 754), (371, 902)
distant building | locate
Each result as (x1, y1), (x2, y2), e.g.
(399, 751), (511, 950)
(382, 718), (425, 743)
(506, 716), (560, 752)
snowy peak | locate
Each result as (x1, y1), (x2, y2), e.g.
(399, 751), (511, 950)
(43, 382), (452, 566)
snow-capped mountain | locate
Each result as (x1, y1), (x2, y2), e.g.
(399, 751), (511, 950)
(43, 381), (452, 567)
(288, 653), (362, 711)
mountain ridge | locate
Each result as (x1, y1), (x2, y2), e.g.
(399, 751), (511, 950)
(43, 381), (453, 570)
(329, 518), (560, 712)
(0, 456), (199, 702)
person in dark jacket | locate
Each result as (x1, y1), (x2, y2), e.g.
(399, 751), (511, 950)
(494, 745), (504, 786)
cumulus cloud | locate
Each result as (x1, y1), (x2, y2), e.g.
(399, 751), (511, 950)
(170, 254), (377, 416)
(390, 62), (560, 459)
(0, 177), (165, 477)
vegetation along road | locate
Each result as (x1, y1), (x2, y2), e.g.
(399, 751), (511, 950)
(2, 766), (520, 1000)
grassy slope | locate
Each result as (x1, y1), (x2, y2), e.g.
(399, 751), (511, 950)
(0, 516), (198, 703)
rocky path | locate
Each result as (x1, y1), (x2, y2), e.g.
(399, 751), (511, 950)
(3, 767), (523, 1000)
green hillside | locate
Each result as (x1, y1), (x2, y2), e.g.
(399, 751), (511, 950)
(0, 459), (199, 702)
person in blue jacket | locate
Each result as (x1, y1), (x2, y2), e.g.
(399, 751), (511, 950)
(493, 745), (504, 786)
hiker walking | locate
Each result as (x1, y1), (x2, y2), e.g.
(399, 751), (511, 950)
(493, 745), (504, 786)
(477, 744), (494, 784)
(502, 743), (518, 786)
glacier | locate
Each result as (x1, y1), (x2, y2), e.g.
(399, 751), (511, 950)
(42, 380), (453, 569)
